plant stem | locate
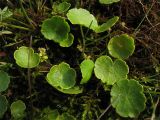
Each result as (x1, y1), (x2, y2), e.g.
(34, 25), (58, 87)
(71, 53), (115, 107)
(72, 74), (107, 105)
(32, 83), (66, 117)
(151, 98), (159, 120)
(86, 33), (110, 46)
(27, 36), (33, 120)
(97, 104), (111, 120)
(7, 18), (31, 28)
(84, 20), (93, 38)
(80, 26), (85, 57)
(144, 91), (160, 95)
(1, 22), (31, 31)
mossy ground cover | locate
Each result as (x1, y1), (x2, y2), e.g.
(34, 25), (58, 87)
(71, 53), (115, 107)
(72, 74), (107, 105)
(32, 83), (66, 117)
(0, 0), (160, 120)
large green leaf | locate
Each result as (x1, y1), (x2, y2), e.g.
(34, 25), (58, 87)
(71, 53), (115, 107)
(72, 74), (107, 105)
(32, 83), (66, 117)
(95, 16), (119, 33)
(14, 46), (40, 68)
(67, 8), (118, 33)
(80, 59), (94, 84)
(47, 62), (76, 89)
(0, 95), (8, 118)
(41, 16), (70, 43)
(108, 34), (135, 59)
(67, 8), (98, 30)
(94, 56), (128, 85)
(99, 0), (120, 4)
(0, 71), (10, 92)
(10, 100), (26, 119)
(111, 79), (146, 118)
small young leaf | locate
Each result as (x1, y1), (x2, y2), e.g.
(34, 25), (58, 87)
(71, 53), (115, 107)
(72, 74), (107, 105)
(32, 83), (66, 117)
(67, 8), (98, 30)
(80, 59), (94, 84)
(41, 16), (70, 43)
(94, 56), (128, 85)
(108, 34), (135, 59)
(99, 0), (120, 4)
(95, 16), (119, 33)
(14, 46), (40, 68)
(0, 95), (8, 118)
(0, 7), (13, 21)
(55, 86), (83, 94)
(42, 108), (59, 120)
(111, 79), (146, 118)
(60, 33), (74, 47)
(53, 2), (71, 13)
(59, 113), (76, 120)
(47, 62), (76, 89)
(10, 100), (26, 119)
(0, 71), (10, 92)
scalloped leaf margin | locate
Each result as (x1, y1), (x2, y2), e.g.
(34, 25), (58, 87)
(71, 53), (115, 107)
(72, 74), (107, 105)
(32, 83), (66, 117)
(111, 79), (146, 118)
(14, 46), (40, 68)
(94, 56), (129, 85)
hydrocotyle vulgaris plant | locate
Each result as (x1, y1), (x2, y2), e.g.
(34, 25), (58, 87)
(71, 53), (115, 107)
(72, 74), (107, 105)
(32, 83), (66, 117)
(108, 34), (135, 59)
(41, 5), (146, 117)
(67, 8), (119, 33)
(52, 1), (71, 14)
(14, 46), (40, 68)
(41, 16), (74, 47)
(47, 62), (76, 89)
(94, 55), (129, 85)
(111, 79), (146, 117)
(80, 59), (94, 84)
(94, 56), (146, 118)
(10, 100), (26, 119)
(0, 1), (150, 119)
(46, 62), (83, 94)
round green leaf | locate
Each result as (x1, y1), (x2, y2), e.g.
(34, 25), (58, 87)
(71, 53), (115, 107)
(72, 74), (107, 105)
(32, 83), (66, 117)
(47, 62), (76, 89)
(67, 8), (98, 30)
(0, 71), (10, 92)
(41, 16), (70, 43)
(14, 46), (40, 68)
(80, 59), (94, 84)
(99, 0), (120, 4)
(95, 16), (119, 33)
(10, 100), (26, 119)
(111, 79), (146, 118)
(60, 33), (74, 47)
(55, 86), (83, 94)
(108, 34), (135, 59)
(42, 108), (59, 120)
(0, 95), (8, 118)
(94, 56), (129, 85)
